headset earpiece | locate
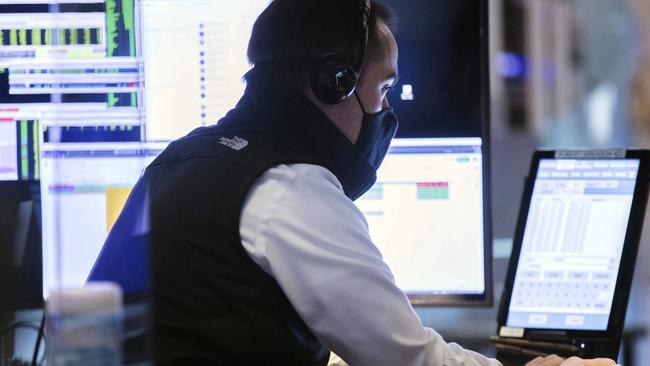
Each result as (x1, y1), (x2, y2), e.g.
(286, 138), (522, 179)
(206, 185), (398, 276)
(310, 54), (358, 105)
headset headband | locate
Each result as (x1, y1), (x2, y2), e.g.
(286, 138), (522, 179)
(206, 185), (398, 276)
(308, 0), (373, 104)
(352, 0), (371, 72)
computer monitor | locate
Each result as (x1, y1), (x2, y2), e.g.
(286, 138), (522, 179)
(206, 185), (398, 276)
(0, 0), (148, 296)
(140, 0), (270, 141)
(0, 0), (144, 146)
(368, 0), (492, 306)
(39, 142), (164, 297)
(0, 105), (39, 180)
(493, 150), (650, 363)
(355, 138), (491, 306)
(381, 0), (488, 139)
(505, 155), (645, 331)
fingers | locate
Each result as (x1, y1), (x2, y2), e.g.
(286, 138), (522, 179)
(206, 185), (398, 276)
(525, 354), (565, 366)
(524, 355), (618, 366)
(560, 356), (618, 366)
(582, 358), (618, 366)
(539, 355), (565, 366)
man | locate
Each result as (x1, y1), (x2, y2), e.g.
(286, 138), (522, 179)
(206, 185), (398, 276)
(119, 0), (618, 365)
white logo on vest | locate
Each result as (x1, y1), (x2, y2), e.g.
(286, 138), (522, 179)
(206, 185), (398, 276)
(219, 136), (249, 151)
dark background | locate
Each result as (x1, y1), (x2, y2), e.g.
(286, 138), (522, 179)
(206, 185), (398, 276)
(381, 0), (484, 138)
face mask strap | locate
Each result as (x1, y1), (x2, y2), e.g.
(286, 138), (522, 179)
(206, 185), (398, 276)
(354, 91), (368, 115)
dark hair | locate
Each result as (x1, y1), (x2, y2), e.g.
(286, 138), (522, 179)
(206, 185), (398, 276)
(246, 0), (397, 81)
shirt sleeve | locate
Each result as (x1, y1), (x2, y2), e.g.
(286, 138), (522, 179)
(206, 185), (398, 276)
(240, 164), (502, 366)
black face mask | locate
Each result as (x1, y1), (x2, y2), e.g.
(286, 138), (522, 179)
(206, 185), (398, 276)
(354, 92), (399, 171)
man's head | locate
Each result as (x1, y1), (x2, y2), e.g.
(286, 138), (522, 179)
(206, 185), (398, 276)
(247, 0), (399, 145)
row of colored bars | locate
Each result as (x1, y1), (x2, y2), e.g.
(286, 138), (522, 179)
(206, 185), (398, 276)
(0, 28), (102, 46)
(416, 182), (449, 200)
(361, 182), (450, 200)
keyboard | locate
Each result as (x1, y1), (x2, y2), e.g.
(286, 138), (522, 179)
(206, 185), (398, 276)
(511, 280), (612, 310)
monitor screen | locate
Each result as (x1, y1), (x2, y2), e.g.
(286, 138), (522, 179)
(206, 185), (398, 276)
(355, 138), (489, 303)
(0, 105), (39, 180)
(141, 0), (270, 141)
(506, 158), (640, 330)
(0, 112), (19, 180)
(0, 0), (144, 148)
(40, 142), (163, 296)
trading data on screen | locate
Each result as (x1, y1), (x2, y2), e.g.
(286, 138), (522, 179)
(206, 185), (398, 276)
(355, 138), (485, 295)
(507, 159), (639, 330)
(40, 142), (165, 296)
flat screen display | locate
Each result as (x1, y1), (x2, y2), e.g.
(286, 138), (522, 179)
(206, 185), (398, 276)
(381, 0), (485, 138)
(506, 158), (640, 330)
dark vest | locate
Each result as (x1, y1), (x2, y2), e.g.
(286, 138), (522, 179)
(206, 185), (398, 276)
(142, 77), (377, 365)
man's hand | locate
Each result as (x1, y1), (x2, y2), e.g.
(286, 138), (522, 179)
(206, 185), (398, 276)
(524, 355), (618, 366)
(524, 355), (564, 366)
(559, 357), (618, 366)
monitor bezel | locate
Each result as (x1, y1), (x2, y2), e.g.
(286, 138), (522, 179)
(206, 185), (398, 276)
(497, 149), (650, 339)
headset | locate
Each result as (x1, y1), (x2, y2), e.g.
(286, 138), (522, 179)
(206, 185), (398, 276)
(310, 0), (371, 105)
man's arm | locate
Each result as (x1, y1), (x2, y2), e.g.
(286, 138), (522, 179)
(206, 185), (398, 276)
(240, 163), (501, 366)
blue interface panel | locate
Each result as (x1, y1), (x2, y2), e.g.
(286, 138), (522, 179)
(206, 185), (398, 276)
(507, 159), (640, 330)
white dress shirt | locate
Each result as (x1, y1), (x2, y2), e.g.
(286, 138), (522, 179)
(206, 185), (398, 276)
(240, 163), (502, 366)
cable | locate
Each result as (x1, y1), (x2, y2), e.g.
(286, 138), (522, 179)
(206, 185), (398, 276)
(0, 316), (46, 365)
(0, 321), (40, 337)
(0, 320), (43, 365)
(30, 312), (45, 366)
